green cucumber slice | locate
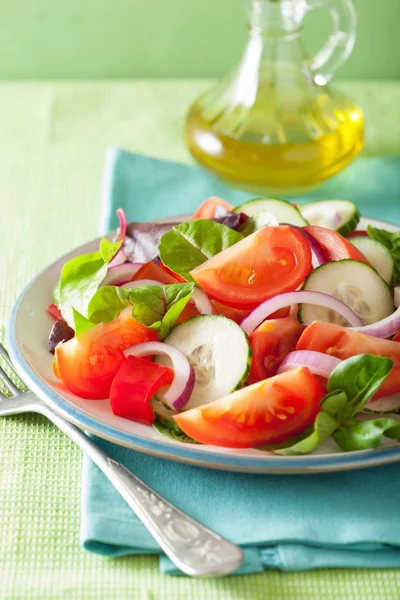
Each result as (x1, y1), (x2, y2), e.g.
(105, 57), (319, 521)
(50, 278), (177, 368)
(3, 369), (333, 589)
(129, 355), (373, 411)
(155, 315), (252, 410)
(235, 198), (308, 226)
(349, 237), (394, 284)
(239, 212), (279, 236)
(300, 200), (360, 236)
(299, 259), (395, 326)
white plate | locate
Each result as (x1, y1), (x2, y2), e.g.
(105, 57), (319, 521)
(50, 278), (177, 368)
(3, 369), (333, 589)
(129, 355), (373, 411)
(7, 217), (400, 474)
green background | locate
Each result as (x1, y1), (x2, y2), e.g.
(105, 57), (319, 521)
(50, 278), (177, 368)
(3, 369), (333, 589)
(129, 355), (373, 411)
(1, 0), (399, 80)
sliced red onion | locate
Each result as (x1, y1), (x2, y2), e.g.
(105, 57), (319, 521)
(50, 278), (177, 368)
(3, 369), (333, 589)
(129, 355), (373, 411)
(349, 305), (400, 338)
(123, 279), (163, 289)
(108, 249), (127, 268)
(286, 224), (327, 268)
(395, 287), (400, 309)
(240, 291), (363, 335)
(277, 350), (341, 379)
(102, 263), (143, 286)
(192, 288), (214, 315)
(116, 208), (127, 242)
(363, 393), (400, 413)
(123, 342), (195, 411)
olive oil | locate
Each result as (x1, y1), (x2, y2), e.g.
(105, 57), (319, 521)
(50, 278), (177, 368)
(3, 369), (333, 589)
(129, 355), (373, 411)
(185, 92), (364, 195)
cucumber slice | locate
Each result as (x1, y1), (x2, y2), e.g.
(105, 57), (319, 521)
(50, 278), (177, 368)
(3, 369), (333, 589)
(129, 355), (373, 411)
(363, 395), (400, 415)
(155, 315), (252, 410)
(349, 237), (394, 284)
(239, 212), (279, 236)
(300, 200), (360, 236)
(235, 198), (308, 226)
(299, 260), (395, 326)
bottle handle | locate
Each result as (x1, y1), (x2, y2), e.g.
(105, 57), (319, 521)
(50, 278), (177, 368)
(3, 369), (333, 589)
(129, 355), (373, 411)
(304, 0), (357, 85)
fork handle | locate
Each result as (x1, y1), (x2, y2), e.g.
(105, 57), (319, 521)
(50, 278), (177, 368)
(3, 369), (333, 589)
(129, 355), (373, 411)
(34, 399), (242, 577)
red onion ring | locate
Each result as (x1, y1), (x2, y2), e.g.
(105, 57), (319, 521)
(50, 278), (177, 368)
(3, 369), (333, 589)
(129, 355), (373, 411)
(116, 208), (127, 242)
(122, 279), (162, 289)
(108, 249), (127, 268)
(349, 305), (400, 338)
(286, 224), (327, 268)
(240, 291), (363, 335)
(277, 350), (341, 378)
(102, 263), (143, 286)
(124, 342), (195, 411)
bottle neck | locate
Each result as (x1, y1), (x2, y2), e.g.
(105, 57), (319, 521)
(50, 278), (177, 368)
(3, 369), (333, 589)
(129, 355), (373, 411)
(245, 0), (305, 36)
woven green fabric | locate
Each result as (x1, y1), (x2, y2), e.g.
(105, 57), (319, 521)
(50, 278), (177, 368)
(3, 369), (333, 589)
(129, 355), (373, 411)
(1, 81), (400, 600)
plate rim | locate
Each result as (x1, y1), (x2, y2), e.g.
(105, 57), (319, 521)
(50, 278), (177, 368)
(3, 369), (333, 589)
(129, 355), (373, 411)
(7, 215), (400, 474)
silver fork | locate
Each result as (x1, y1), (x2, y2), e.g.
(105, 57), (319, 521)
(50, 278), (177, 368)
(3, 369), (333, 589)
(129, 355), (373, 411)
(0, 344), (242, 577)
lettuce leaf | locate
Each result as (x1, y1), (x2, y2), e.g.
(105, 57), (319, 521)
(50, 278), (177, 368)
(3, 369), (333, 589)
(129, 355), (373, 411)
(367, 225), (400, 284)
(159, 220), (243, 281)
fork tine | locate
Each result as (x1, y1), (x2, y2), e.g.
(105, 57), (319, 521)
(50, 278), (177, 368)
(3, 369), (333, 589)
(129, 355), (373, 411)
(0, 346), (21, 396)
(0, 343), (12, 368)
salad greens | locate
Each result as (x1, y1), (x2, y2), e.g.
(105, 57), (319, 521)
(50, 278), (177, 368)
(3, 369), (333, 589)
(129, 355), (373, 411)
(58, 237), (122, 327)
(159, 220), (243, 281)
(88, 286), (131, 325)
(367, 224), (400, 284)
(152, 415), (198, 444)
(275, 354), (395, 455)
(129, 282), (194, 339)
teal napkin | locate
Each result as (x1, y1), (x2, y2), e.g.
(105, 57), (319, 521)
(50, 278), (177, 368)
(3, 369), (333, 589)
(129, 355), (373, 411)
(82, 149), (400, 575)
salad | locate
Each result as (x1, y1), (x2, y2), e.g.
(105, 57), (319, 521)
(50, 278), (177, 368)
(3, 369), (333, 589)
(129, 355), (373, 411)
(48, 196), (400, 454)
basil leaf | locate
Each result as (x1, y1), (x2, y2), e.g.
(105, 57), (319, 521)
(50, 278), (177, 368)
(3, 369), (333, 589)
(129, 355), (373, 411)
(159, 220), (243, 281)
(59, 237), (122, 327)
(328, 354), (393, 419)
(88, 286), (131, 324)
(72, 307), (96, 336)
(129, 283), (194, 339)
(334, 418), (400, 451)
(320, 390), (348, 418)
(152, 416), (198, 444)
(275, 412), (340, 456)
(367, 225), (400, 284)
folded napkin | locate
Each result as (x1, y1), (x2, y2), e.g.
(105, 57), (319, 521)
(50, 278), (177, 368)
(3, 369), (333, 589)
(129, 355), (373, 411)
(82, 149), (400, 575)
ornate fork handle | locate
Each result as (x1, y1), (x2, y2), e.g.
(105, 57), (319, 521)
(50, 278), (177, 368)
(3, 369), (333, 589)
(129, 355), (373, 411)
(30, 396), (242, 577)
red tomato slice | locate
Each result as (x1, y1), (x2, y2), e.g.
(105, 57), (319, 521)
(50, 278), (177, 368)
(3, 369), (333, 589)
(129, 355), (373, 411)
(132, 260), (181, 285)
(192, 196), (234, 220)
(110, 356), (173, 424)
(297, 321), (400, 398)
(248, 317), (302, 384)
(211, 300), (251, 324)
(304, 225), (369, 263)
(174, 367), (322, 448)
(54, 308), (158, 399)
(159, 260), (187, 283)
(47, 303), (63, 321)
(176, 302), (200, 323)
(191, 226), (312, 310)
(393, 332), (400, 343)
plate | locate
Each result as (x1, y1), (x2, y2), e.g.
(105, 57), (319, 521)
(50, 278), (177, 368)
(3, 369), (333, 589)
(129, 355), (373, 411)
(7, 216), (400, 474)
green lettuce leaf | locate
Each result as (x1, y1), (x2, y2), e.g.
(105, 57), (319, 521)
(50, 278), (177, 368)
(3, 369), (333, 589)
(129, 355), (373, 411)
(72, 307), (96, 336)
(152, 416), (198, 444)
(275, 412), (340, 456)
(87, 286), (131, 324)
(327, 354), (393, 420)
(334, 418), (400, 451)
(129, 283), (194, 339)
(158, 220), (243, 281)
(58, 238), (121, 327)
(367, 225), (400, 284)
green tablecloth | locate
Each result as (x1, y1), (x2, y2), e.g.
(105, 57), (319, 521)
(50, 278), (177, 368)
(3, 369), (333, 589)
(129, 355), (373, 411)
(1, 80), (400, 600)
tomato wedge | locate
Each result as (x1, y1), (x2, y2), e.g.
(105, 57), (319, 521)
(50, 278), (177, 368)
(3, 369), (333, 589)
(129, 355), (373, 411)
(192, 196), (234, 219)
(297, 321), (400, 398)
(191, 226), (312, 310)
(132, 260), (181, 285)
(110, 356), (173, 424)
(394, 332), (400, 343)
(174, 368), (322, 448)
(304, 225), (369, 263)
(248, 317), (302, 384)
(54, 308), (158, 399)
(47, 303), (62, 321)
